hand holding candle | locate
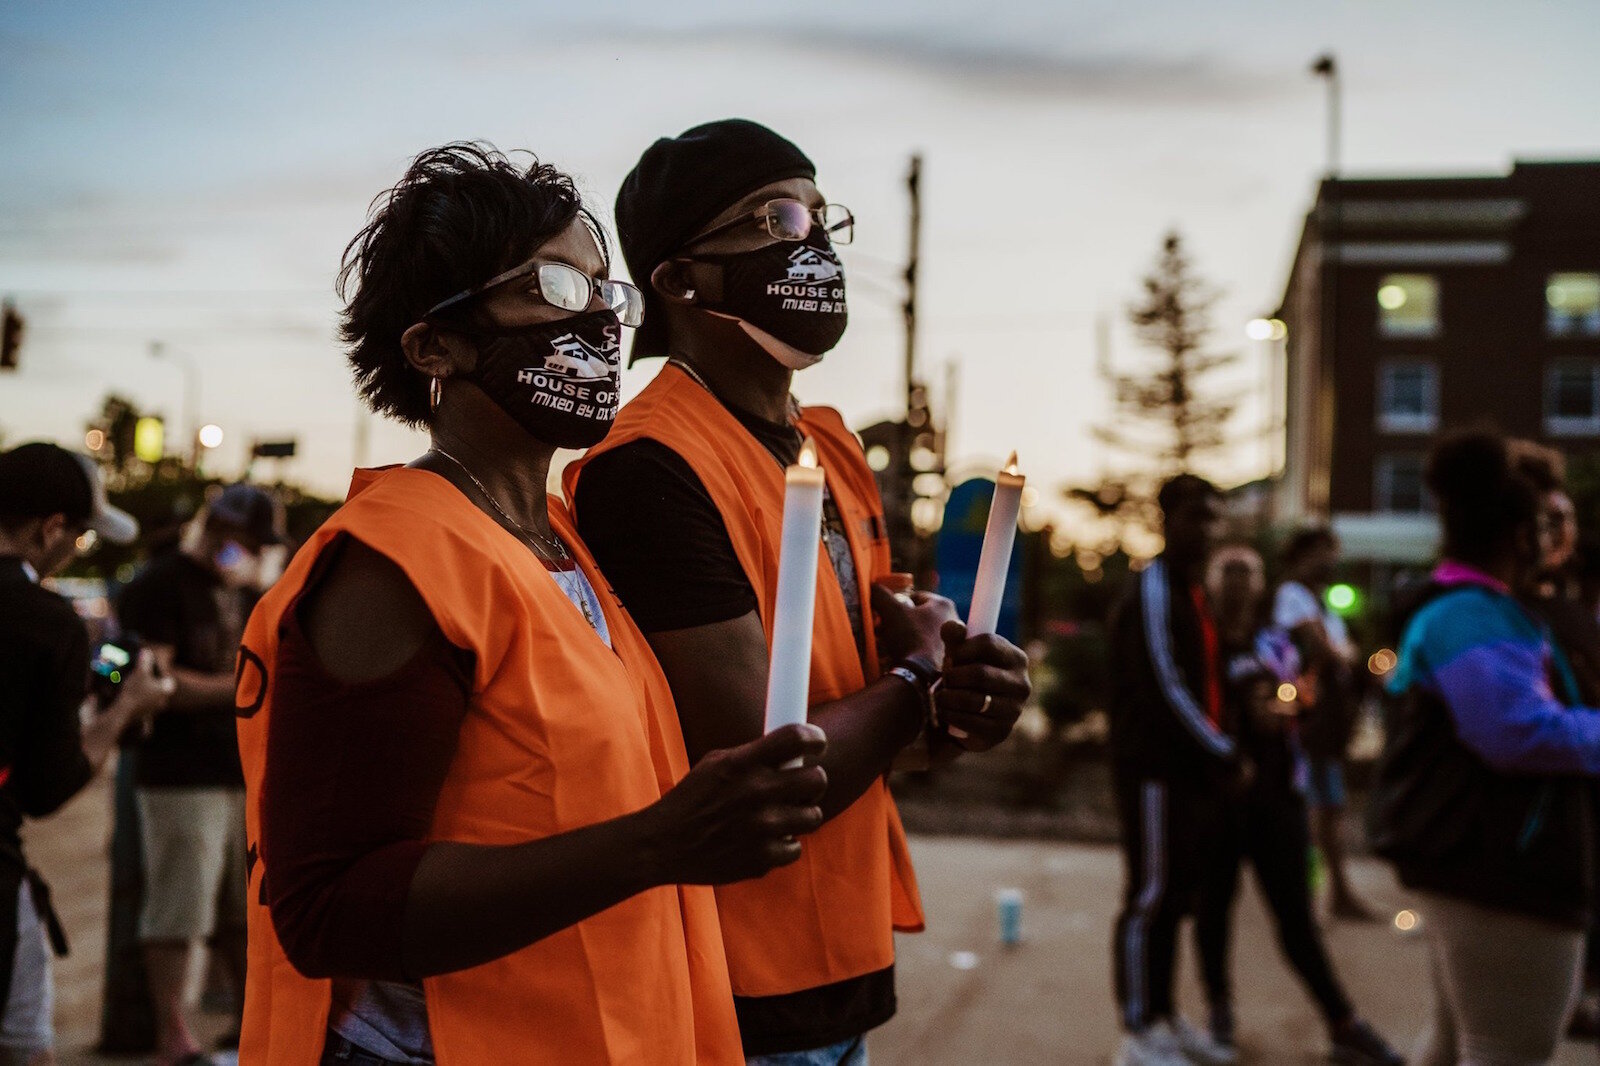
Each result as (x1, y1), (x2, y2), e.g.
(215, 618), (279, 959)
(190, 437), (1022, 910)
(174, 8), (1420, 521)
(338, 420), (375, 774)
(764, 438), (825, 744)
(966, 452), (1025, 637)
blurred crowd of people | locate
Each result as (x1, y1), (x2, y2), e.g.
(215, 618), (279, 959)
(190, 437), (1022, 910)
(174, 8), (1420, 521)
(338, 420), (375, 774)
(1108, 475), (1400, 1066)
(11, 423), (1600, 1066)
(1109, 428), (1600, 1066)
(0, 441), (285, 1065)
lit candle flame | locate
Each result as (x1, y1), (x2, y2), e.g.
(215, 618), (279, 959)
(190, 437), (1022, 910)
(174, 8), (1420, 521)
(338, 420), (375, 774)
(798, 437), (819, 469)
(1003, 451), (1019, 476)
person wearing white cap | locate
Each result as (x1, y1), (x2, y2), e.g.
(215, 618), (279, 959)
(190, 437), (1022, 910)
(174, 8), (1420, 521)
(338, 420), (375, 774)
(0, 441), (173, 1064)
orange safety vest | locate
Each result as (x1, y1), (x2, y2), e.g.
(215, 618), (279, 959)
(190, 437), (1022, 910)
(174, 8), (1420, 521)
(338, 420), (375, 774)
(566, 364), (925, 1000)
(233, 466), (742, 1065)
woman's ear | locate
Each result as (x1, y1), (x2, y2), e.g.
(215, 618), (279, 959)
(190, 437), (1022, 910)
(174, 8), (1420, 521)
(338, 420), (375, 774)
(402, 322), (477, 378)
(651, 260), (700, 306)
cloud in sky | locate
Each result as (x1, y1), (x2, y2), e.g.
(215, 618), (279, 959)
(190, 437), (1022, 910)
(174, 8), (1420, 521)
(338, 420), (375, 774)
(596, 24), (1289, 104)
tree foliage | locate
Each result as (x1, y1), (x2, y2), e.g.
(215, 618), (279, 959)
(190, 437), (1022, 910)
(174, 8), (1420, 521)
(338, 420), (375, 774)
(63, 394), (339, 582)
(1096, 231), (1239, 477)
(1067, 232), (1240, 548)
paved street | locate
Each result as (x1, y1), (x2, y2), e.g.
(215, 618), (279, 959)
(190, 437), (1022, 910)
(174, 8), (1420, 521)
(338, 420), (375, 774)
(878, 836), (1590, 1064)
(24, 774), (1594, 1065)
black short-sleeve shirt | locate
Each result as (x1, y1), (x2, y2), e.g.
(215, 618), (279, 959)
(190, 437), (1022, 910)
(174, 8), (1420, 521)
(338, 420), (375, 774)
(574, 403), (867, 663)
(116, 549), (247, 789)
(572, 396), (890, 1054)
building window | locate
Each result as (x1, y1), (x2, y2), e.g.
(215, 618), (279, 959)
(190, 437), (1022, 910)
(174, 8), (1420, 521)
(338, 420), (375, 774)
(1377, 361), (1439, 434)
(1548, 273), (1600, 337)
(1376, 274), (1439, 338)
(1546, 361), (1600, 437)
(1375, 454), (1427, 513)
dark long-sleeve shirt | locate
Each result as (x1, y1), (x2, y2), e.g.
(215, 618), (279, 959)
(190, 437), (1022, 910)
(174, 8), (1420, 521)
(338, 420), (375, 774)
(1108, 557), (1235, 782)
(0, 557), (93, 872)
(260, 537), (474, 981)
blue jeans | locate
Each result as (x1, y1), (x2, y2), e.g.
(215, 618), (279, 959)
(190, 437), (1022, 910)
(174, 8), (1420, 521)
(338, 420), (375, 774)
(320, 1032), (423, 1065)
(746, 1035), (868, 1066)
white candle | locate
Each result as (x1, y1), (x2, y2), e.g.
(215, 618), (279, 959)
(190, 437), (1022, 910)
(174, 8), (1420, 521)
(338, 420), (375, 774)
(764, 437), (825, 738)
(967, 451), (1025, 637)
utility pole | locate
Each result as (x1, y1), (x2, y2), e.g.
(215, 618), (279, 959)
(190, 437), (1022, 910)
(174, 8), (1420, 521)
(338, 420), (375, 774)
(902, 153), (922, 414)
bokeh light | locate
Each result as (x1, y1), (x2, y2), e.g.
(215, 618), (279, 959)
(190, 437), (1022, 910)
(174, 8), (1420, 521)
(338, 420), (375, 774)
(133, 417), (164, 463)
(1326, 583), (1359, 614)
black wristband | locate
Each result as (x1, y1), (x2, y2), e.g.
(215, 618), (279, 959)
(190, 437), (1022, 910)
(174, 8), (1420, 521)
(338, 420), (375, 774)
(895, 653), (943, 689)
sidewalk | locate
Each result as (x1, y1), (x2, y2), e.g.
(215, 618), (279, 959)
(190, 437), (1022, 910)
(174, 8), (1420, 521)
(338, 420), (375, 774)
(25, 774), (1593, 1064)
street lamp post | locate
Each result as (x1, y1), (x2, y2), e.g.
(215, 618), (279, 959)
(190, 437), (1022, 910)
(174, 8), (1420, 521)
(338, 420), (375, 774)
(1311, 53), (1340, 178)
(1310, 52), (1342, 520)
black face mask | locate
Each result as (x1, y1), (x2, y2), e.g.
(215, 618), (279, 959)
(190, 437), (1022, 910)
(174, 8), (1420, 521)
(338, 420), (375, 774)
(459, 308), (623, 449)
(692, 234), (848, 366)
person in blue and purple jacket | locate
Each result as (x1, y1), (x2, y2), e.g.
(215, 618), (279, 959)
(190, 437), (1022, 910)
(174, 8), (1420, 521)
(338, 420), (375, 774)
(1372, 429), (1600, 1066)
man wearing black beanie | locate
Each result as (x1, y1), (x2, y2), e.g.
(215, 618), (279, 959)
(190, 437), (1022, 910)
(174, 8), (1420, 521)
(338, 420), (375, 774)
(566, 119), (1031, 1062)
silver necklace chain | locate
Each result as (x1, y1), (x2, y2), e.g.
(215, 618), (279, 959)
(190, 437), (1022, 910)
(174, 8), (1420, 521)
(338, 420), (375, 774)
(666, 356), (804, 433)
(429, 447), (566, 559)
(428, 447), (603, 635)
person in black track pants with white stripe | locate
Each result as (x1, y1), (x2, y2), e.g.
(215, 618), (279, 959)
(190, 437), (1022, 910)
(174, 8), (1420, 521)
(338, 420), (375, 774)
(1108, 474), (1241, 1066)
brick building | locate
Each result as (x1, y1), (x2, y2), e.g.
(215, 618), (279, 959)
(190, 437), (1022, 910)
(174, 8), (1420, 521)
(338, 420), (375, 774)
(1273, 160), (1600, 568)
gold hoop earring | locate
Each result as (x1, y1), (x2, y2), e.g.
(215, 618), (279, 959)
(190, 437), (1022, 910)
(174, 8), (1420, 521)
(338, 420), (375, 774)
(429, 376), (444, 411)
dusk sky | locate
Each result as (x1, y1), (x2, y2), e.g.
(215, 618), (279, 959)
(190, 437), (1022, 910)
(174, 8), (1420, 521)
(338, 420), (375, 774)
(2, 0), (1595, 525)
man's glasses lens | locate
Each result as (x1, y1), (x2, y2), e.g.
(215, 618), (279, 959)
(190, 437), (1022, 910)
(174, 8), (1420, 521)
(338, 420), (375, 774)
(767, 200), (814, 241)
(762, 200), (855, 246)
(820, 203), (854, 245)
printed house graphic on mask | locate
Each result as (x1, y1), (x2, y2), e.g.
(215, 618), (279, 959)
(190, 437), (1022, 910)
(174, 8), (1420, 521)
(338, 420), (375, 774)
(541, 334), (616, 378)
(785, 247), (841, 284)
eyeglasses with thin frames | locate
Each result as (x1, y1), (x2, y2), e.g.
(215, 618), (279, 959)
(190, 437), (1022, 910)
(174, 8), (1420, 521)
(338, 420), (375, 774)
(684, 198), (854, 250)
(424, 259), (644, 327)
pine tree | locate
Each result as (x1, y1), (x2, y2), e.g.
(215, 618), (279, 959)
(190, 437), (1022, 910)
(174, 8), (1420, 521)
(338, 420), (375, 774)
(1064, 232), (1239, 550)
(1095, 231), (1238, 477)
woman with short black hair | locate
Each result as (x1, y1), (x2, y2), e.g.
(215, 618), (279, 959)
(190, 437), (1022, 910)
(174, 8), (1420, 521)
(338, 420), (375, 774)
(1373, 429), (1600, 1065)
(234, 143), (828, 1066)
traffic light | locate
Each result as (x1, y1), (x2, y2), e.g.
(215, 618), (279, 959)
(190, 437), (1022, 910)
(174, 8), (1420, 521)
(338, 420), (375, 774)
(1, 301), (23, 371)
